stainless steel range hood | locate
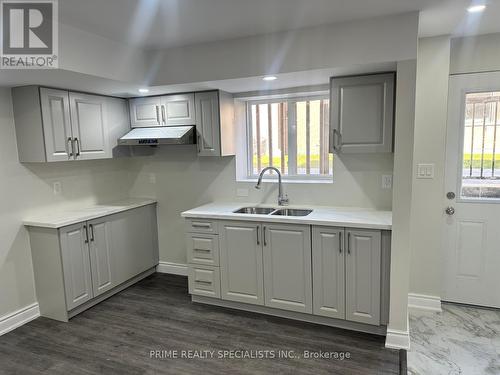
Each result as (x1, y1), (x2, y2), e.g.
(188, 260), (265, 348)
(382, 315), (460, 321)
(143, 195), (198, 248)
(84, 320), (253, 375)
(118, 126), (195, 146)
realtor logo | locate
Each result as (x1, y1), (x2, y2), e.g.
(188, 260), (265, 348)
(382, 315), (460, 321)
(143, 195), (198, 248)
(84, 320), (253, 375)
(0, 0), (58, 68)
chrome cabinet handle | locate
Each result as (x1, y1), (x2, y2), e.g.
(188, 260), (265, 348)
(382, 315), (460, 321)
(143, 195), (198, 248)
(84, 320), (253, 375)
(194, 248), (211, 253)
(332, 129), (342, 152)
(197, 134), (202, 153)
(74, 138), (80, 157)
(192, 222), (211, 228)
(339, 231), (342, 254)
(256, 226), (260, 245)
(67, 137), (74, 157)
(195, 280), (212, 285)
(263, 226), (267, 246)
(161, 105), (166, 124)
(89, 224), (95, 242)
(155, 105), (160, 124)
(84, 225), (89, 244)
(347, 232), (351, 254)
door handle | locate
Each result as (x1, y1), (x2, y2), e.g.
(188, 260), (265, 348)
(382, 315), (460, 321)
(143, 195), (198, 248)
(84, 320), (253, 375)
(74, 138), (80, 157)
(89, 224), (95, 241)
(332, 129), (342, 152)
(445, 207), (455, 216)
(83, 225), (89, 244)
(67, 137), (74, 157)
(161, 105), (166, 124)
(155, 105), (160, 124)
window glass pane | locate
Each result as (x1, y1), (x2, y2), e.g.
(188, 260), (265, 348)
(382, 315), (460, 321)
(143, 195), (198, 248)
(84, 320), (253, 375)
(249, 96), (332, 178)
(461, 92), (500, 199)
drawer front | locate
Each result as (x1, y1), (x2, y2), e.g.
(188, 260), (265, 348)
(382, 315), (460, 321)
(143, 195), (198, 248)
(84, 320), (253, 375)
(185, 219), (218, 234)
(188, 265), (221, 298)
(186, 233), (219, 266)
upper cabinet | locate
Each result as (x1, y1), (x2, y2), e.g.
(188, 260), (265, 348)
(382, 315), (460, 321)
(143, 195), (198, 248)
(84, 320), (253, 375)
(129, 93), (195, 127)
(195, 90), (235, 157)
(12, 86), (129, 163)
(329, 73), (395, 154)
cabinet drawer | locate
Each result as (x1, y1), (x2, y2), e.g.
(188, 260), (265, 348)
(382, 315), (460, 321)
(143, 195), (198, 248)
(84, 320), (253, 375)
(186, 233), (219, 266)
(188, 265), (221, 298)
(185, 219), (218, 234)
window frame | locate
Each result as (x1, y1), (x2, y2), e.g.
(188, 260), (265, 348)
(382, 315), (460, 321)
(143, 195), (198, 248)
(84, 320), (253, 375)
(245, 93), (332, 182)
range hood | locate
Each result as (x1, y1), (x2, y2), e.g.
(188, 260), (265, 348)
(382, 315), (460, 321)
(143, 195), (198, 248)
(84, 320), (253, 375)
(118, 126), (195, 146)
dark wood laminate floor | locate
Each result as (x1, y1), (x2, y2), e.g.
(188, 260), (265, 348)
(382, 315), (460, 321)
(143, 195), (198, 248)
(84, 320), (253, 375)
(0, 274), (401, 375)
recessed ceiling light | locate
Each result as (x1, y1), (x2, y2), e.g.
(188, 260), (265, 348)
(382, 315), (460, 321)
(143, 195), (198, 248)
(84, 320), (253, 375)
(138, 88), (149, 93)
(262, 76), (277, 81)
(467, 4), (486, 13)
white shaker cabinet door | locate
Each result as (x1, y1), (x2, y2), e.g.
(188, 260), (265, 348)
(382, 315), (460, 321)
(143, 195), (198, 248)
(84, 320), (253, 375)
(345, 228), (381, 325)
(59, 223), (93, 310)
(263, 223), (312, 313)
(129, 96), (162, 127)
(69, 92), (110, 160)
(88, 218), (114, 297)
(40, 88), (73, 161)
(219, 221), (264, 305)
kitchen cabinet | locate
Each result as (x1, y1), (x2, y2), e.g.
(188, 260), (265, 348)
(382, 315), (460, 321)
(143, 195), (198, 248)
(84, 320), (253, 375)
(219, 221), (264, 305)
(263, 223), (312, 313)
(312, 226), (345, 319)
(195, 90), (235, 157)
(12, 86), (129, 162)
(128, 93), (195, 127)
(330, 73), (394, 154)
(345, 228), (381, 325)
(59, 223), (94, 310)
(27, 203), (158, 321)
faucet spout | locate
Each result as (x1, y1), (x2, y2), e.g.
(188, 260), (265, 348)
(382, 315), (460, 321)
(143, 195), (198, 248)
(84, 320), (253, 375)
(255, 167), (289, 206)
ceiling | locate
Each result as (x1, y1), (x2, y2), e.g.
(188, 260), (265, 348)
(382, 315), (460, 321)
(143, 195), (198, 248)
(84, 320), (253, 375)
(58, 0), (500, 49)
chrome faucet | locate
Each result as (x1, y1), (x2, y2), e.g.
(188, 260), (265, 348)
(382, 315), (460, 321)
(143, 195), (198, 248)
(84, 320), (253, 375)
(255, 167), (289, 206)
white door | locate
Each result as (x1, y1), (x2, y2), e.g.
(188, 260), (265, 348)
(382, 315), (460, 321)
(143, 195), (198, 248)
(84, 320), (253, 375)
(129, 96), (162, 127)
(345, 229), (381, 326)
(40, 88), (74, 161)
(312, 226), (345, 319)
(69, 93), (110, 160)
(88, 219), (114, 296)
(219, 221), (264, 305)
(263, 223), (312, 313)
(59, 223), (93, 310)
(443, 72), (500, 308)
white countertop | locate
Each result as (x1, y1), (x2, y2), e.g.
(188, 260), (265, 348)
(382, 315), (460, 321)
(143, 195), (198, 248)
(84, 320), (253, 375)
(23, 198), (157, 229)
(181, 202), (392, 230)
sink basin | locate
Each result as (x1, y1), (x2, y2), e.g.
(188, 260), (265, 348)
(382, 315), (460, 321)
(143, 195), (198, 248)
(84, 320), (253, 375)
(233, 207), (276, 215)
(271, 208), (313, 217)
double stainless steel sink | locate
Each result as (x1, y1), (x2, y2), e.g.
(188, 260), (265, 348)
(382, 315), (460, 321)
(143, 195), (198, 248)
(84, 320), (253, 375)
(233, 206), (313, 217)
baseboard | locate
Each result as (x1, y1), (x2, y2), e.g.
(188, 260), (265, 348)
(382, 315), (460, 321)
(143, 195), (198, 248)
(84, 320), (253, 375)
(156, 261), (188, 276)
(0, 303), (40, 336)
(385, 328), (410, 350)
(408, 293), (442, 312)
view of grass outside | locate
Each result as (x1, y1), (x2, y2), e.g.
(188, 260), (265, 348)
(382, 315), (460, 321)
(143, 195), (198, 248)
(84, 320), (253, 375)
(249, 97), (332, 178)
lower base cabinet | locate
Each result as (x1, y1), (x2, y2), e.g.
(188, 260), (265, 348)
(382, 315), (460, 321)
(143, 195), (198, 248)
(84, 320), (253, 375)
(29, 204), (159, 321)
(187, 219), (390, 329)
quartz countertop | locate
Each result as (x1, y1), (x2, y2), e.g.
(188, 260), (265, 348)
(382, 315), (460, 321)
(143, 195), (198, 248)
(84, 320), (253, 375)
(181, 202), (392, 230)
(23, 198), (157, 229)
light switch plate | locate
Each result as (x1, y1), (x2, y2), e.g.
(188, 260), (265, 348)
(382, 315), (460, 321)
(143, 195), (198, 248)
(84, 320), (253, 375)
(53, 181), (62, 195)
(417, 163), (435, 179)
(382, 175), (393, 189)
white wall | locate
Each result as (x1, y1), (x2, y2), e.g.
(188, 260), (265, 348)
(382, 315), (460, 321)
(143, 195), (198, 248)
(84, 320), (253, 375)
(147, 12), (418, 86)
(0, 88), (132, 317)
(450, 33), (500, 75)
(409, 36), (451, 298)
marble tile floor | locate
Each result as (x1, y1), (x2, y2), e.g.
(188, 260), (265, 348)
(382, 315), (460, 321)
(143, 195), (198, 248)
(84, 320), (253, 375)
(408, 302), (500, 375)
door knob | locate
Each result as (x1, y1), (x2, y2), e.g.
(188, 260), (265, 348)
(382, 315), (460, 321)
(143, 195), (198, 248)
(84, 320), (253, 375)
(445, 207), (455, 215)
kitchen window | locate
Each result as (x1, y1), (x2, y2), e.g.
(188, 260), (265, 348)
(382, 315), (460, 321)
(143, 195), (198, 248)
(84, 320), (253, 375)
(245, 94), (333, 181)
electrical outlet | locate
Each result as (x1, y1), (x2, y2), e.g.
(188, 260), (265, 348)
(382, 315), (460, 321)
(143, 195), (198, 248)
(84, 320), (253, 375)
(382, 175), (393, 189)
(236, 188), (249, 197)
(149, 173), (156, 184)
(53, 181), (62, 195)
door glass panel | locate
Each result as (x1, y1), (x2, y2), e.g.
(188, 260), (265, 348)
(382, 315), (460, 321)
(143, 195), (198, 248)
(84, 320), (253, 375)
(461, 91), (500, 199)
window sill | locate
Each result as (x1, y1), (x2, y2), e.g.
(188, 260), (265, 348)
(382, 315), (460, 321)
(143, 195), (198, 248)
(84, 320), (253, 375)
(237, 177), (333, 185)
